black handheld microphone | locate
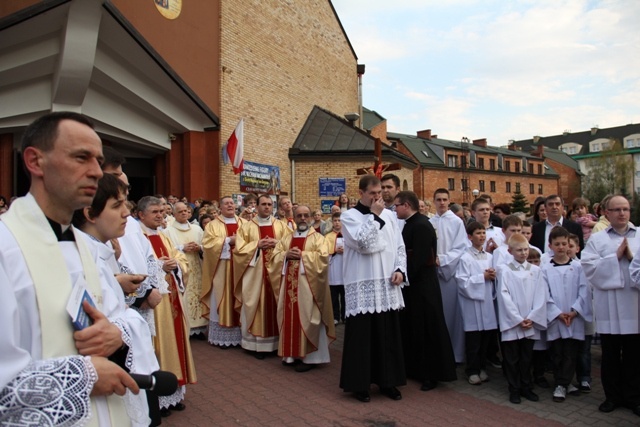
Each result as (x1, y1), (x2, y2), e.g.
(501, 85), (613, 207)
(129, 371), (178, 396)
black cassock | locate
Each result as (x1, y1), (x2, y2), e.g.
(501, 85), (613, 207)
(401, 213), (457, 383)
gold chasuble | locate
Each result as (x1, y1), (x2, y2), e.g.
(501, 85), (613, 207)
(201, 216), (244, 324)
(268, 228), (335, 358)
(144, 231), (197, 389)
(162, 221), (207, 333)
(234, 217), (291, 347)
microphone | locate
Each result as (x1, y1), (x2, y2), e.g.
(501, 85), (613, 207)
(130, 371), (178, 396)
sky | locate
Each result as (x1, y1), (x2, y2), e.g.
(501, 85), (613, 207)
(331, 0), (640, 147)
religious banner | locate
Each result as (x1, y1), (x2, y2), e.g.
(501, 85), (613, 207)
(239, 161), (281, 195)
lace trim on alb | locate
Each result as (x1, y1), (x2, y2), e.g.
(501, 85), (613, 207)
(208, 322), (242, 347)
(158, 385), (185, 410)
(111, 318), (134, 372)
(395, 243), (407, 276)
(0, 356), (95, 427)
(119, 263), (151, 306)
(355, 218), (380, 251)
(344, 278), (405, 317)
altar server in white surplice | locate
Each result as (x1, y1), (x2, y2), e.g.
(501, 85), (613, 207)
(0, 113), (138, 426)
(585, 195), (640, 415)
(430, 188), (468, 363)
(339, 175), (407, 403)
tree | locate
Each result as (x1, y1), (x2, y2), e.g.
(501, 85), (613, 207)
(511, 183), (529, 215)
(582, 138), (635, 208)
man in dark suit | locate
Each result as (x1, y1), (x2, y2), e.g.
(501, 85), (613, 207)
(531, 194), (584, 254)
(394, 190), (457, 392)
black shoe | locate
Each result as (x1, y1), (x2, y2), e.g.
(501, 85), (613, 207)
(599, 400), (618, 413)
(630, 404), (640, 417)
(160, 408), (171, 417)
(254, 352), (266, 360)
(170, 403), (186, 411)
(421, 380), (438, 391)
(354, 391), (370, 402)
(487, 354), (502, 369)
(509, 392), (521, 404)
(192, 332), (207, 341)
(534, 376), (550, 388)
(282, 359), (301, 367)
(380, 387), (402, 401)
(521, 390), (539, 402)
(294, 363), (316, 373)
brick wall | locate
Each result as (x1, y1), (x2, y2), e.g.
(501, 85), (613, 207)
(220, 0), (359, 198)
(293, 159), (414, 210)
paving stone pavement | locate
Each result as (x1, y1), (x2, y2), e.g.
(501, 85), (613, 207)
(162, 325), (639, 426)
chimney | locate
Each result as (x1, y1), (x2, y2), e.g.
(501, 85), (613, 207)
(472, 138), (487, 148)
(533, 135), (541, 143)
(532, 144), (544, 158)
(591, 126), (598, 136)
(431, 135), (437, 139)
(508, 142), (517, 151)
(417, 129), (432, 139)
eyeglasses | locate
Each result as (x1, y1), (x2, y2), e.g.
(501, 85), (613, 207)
(607, 208), (631, 213)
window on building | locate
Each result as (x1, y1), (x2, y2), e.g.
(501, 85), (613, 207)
(461, 179), (469, 191)
(505, 160), (511, 172)
(448, 178), (455, 190)
(515, 182), (520, 192)
(489, 159), (496, 171)
(479, 180), (485, 192)
(478, 158), (485, 169)
(538, 184), (543, 194)
(515, 161), (520, 173)
(490, 181), (496, 192)
(529, 183), (534, 194)
(537, 164), (542, 175)
(461, 155), (467, 168)
(568, 146), (576, 154)
(522, 158), (528, 172)
(447, 155), (457, 168)
(506, 182), (512, 193)
(498, 154), (504, 170)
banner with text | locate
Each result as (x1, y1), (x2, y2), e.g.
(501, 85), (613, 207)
(239, 161), (281, 195)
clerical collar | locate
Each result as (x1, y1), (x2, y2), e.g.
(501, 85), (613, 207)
(172, 221), (191, 231)
(469, 246), (485, 255)
(139, 221), (160, 235)
(221, 215), (237, 224)
(355, 201), (370, 215)
(256, 215), (272, 225)
(551, 258), (572, 267)
(295, 227), (310, 237)
(46, 217), (75, 242)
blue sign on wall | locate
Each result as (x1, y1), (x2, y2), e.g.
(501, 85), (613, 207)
(319, 178), (346, 197)
(320, 200), (336, 214)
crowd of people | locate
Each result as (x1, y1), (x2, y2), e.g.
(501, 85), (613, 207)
(1, 112), (640, 427)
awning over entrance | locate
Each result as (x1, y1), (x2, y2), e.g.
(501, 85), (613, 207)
(0, 0), (219, 157)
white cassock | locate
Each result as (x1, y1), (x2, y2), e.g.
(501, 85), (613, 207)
(496, 261), (548, 342)
(584, 227), (640, 334)
(118, 216), (158, 336)
(542, 259), (592, 341)
(163, 220), (206, 334)
(430, 210), (467, 362)
(456, 248), (497, 332)
(0, 194), (132, 426)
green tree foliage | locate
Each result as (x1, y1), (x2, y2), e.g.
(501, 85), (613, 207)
(511, 183), (529, 215)
(582, 138), (634, 209)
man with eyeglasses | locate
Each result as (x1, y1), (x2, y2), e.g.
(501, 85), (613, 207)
(267, 205), (335, 372)
(583, 195), (640, 417)
(531, 194), (583, 255)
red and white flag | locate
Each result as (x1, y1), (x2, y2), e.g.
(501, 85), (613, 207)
(226, 118), (244, 174)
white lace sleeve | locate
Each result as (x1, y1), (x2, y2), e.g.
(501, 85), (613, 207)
(119, 263), (151, 306)
(110, 318), (134, 372)
(147, 257), (169, 295)
(0, 356), (96, 426)
(395, 243), (408, 277)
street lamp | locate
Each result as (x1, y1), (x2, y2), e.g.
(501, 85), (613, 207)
(472, 189), (479, 199)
